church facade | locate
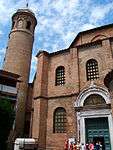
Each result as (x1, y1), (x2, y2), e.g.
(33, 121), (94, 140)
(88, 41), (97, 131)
(3, 8), (113, 150)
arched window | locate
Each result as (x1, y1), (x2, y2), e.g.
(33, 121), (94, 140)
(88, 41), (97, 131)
(55, 66), (65, 86)
(86, 59), (99, 81)
(26, 21), (31, 30)
(12, 21), (15, 29)
(18, 19), (23, 28)
(53, 107), (67, 133)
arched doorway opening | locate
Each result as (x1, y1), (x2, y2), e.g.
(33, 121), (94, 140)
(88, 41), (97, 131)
(74, 84), (113, 150)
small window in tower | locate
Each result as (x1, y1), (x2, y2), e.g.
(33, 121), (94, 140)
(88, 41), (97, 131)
(55, 66), (65, 86)
(18, 20), (23, 28)
(86, 59), (99, 81)
(12, 21), (15, 29)
(53, 107), (67, 133)
(26, 21), (31, 30)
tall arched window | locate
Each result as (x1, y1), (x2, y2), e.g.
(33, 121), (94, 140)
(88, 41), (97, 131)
(18, 19), (23, 28)
(53, 107), (67, 133)
(12, 21), (15, 29)
(55, 66), (65, 86)
(26, 21), (31, 30)
(86, 59), (99, 81)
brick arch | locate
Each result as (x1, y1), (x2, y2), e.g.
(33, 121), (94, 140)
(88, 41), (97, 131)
(53, 107), (66, 114)
(74, 83), (111, 107)
(91, 34), (108, 42)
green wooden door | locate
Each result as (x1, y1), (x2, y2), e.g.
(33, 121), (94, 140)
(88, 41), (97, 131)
(85, 117), (111, 150)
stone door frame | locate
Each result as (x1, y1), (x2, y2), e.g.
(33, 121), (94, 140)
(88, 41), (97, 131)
(74, 84), (113, 149)
(77, 109), (113, 149)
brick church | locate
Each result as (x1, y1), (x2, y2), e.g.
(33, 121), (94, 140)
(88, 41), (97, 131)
(3, 7), (113, 150)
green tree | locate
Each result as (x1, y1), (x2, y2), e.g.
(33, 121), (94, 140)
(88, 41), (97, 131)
(0, 97), (15, 150)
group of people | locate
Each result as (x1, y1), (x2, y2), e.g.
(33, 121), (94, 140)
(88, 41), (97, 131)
(86, 141), (102, 150)
(69, 141), (81, 150)
(64, 140), (103, 150)
(64, 140), (81, 150)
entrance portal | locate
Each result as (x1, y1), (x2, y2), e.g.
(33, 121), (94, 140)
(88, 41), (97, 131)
(85, 117), (111, 150)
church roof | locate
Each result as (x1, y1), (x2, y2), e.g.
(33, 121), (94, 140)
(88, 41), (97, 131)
(70, 23), (113, 48)
(36, 23), (113, 57)
(17, 8), (35, 17)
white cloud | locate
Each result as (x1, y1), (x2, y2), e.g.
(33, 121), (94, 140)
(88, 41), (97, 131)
(30, 55), (37, 70)
(0, 48), (6, 69)
(29, 55), (37, 82)
(0, 0), (26, 24)
(0, 0), (113, 81)
(0, 48), (6, 55)
(90, 2), (113, 23)
(81, 23), (96, 31)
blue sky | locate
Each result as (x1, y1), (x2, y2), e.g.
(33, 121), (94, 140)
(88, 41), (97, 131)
(0, 0), (113, 82)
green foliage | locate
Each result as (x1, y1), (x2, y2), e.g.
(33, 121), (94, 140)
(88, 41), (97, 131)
(0, 97), (15, 149)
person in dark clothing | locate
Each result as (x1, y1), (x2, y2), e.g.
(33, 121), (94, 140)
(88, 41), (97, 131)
(95, 141), (100, 150)
(85, 142), (89, 150)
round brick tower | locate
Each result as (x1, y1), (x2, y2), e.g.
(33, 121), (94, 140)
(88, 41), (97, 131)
(3, 8), (37, 137)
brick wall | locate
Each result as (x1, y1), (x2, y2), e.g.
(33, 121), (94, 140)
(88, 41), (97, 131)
(32, 25), (113, 149)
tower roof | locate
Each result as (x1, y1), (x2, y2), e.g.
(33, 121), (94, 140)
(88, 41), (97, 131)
(17, 8), (35, 17)
(12, 8), (37, 25)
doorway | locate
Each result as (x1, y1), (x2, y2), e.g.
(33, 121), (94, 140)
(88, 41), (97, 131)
(85, 117), (111, 150)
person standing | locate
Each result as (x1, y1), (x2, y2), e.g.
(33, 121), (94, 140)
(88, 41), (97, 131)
(85, 142), (89, 150)
(99, 141), (102, 150)
(95, 141), (100, 150)
(64, 139), (68, 150)
(73, 143), (76, 150)
(76, 141), (81, 150)
(70, 142), (73, 150)
(88, 142), (94, 150)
